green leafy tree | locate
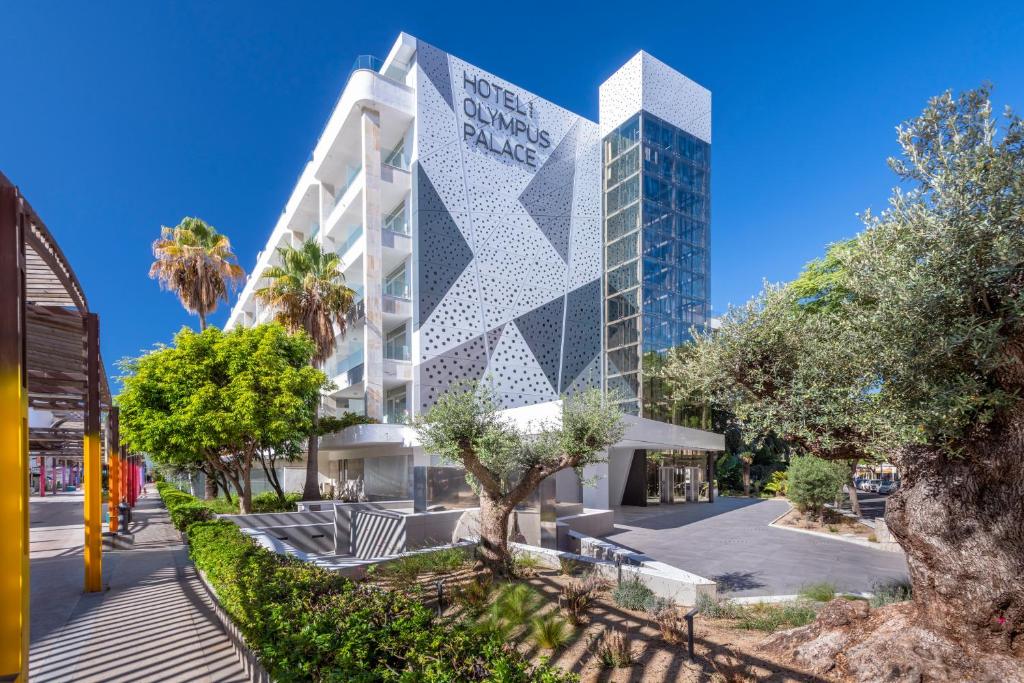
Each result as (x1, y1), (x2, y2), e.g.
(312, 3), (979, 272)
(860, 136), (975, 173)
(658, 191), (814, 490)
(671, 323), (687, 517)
(118, 324), (327, 513)
(255, 239), (357, 502)
(416, 384), (624, 574)
(664, 87), (1024, 658)
(786, 455), (847, 521)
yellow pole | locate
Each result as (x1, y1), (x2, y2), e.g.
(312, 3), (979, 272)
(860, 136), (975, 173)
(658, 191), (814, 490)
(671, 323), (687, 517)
(83, 313), (102, 592)
(1, 183), (29, 680)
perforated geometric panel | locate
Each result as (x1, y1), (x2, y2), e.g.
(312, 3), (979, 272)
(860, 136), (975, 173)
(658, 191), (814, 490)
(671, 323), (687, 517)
(560, 278), (602, 393)
(513, 294), (565, 393)
(412, 38), (603, 413)
(417, 170), (473, 325)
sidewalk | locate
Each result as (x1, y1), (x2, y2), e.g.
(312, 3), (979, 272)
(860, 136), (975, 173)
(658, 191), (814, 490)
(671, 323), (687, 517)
(28, 489), (247, 682)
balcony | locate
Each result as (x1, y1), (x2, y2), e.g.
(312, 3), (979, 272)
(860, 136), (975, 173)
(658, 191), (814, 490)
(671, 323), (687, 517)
(346, 299), (366, 326)
(325, 348), (365, 394)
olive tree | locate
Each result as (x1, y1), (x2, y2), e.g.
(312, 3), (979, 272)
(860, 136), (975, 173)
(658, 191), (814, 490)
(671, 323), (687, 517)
(666, 87), (1024, 664)
(416, 384), (623, 574)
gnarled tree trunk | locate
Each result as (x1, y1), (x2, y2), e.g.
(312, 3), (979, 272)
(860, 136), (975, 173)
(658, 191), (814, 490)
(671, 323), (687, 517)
(886, 415), (1024, 653)
(477, 493), (514, 575)
(203, 467), (218, 500)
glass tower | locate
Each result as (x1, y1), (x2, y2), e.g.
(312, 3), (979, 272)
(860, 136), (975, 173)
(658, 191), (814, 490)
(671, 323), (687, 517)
(603, 112), (711, 417)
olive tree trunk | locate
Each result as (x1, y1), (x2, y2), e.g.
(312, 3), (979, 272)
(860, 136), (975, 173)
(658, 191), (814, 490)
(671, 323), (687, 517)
(886, 413), (1024, 652)
(742, 461), (751, 496)
(478, 493), (514, 574)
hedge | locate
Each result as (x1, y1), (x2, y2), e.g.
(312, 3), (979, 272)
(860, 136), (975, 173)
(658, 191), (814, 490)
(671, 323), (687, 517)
(187, 520), (576, 682)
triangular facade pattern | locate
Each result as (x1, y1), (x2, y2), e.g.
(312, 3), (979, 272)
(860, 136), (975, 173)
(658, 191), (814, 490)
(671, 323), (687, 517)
(413, 42), (603, 412)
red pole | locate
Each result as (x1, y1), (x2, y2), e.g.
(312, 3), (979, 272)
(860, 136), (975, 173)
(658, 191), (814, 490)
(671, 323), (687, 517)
(38, 457), (44, 497)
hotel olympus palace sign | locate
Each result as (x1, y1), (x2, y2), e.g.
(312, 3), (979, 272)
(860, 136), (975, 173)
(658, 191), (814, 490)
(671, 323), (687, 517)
(461, 71), (552, 169)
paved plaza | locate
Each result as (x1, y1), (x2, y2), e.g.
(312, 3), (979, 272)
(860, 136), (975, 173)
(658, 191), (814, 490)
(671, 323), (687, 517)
(606, 496), (909, 597)
(28, 490), (246, 682)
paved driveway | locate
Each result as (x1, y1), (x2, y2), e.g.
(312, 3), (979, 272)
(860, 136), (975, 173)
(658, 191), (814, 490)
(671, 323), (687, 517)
(604, 497), (908, 597)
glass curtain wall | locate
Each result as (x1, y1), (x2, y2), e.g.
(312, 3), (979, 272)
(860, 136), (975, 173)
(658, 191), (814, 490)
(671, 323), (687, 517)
(603, 112), (710, 419)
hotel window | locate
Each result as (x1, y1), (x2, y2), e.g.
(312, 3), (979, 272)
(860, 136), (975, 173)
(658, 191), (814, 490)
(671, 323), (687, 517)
(383, 262), (408, 299)
(383, 201), (409, 235)
(385, 386), (408, 424)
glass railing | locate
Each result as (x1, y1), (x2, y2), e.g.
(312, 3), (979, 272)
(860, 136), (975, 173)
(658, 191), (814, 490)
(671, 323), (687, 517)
(325, 348), (364, 379)
(332, 166), (362, 211)
(384, 344), (410, 362)
(309, 223), (320, 240)
(337, 225), (363, 255)
(383, 211), (409, 236)
(383, 281), (409, 299)
(350, 55), (385, 74)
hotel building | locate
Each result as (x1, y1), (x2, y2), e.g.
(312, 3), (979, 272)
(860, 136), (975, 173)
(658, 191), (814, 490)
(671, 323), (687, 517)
(226, 33), (723, 509)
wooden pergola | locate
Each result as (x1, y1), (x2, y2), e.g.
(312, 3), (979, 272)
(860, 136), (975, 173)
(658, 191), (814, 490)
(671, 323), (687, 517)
(1, 172), (140, 682)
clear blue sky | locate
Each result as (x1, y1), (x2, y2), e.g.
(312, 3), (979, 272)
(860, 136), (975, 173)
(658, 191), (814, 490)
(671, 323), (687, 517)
(2, 2), (1022, 386)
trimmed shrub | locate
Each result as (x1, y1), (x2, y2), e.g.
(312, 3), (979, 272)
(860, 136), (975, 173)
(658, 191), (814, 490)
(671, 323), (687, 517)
(612, 577), (654, 611)
(787, 455), (848, 520)
(187, 520), (573, 682)
(169, 501), (213, 532)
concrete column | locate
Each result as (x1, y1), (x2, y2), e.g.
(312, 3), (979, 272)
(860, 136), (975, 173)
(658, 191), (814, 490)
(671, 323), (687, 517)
(38, 457), (45, 497)
(582, 458), (610, 510)
(361, 108), (384, 421)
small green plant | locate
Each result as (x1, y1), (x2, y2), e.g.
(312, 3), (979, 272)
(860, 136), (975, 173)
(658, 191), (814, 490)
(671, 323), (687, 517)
(453, 573), (494, 613)
(799, 582), (836, 602)
(612, 577), (655, 611)
(493, 583), (542, 625)
(870, 579), (912, 607)
(828, 524), (839, 533)
(558, 556), (583, 576)
(513, 552), (544, 577)
(559, 578), (595, 626)
(695, 593), (744, 619)
(763, 469), (788, 497)
(655, 608), (684, 644)
(736, 601), (818, 632)
(591, 627), (634, 668)
(204, 496), (239, 514)
(251, 491), (302, 513)
(641, 594), (673, 616)
(867, 533), (878, 543)
(378, 546), (473, 583)
(530, 613), (573, 650)
(787, 455), (848, 522)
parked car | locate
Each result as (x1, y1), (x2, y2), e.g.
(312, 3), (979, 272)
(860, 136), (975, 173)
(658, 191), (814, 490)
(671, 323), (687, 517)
(854, 477), (866, 490)
(878, 481), (898, 495)
(866, 479), (882, 492)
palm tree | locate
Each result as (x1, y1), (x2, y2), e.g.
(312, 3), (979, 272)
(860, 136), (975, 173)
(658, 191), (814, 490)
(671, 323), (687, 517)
(739, 450), (754, 496)
(149, 217), (245, 330)
(255, 239), (356, 501)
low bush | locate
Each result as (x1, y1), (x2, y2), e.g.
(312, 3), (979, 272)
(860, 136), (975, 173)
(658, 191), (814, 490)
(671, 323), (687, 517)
(376, 546), (472, 583)
(870, 579), (912, 607)
(735, 601), (818, 632)
(787, 455), (848, 521)
(452, 573), (494, 613)
(612, 577), (654, 611)
(798, 582), (837, 602)
(188, 521), (574, 682)
(695, 593), (745, 620)
(168, 501), (213, 532)
(251, 491), (302, 513)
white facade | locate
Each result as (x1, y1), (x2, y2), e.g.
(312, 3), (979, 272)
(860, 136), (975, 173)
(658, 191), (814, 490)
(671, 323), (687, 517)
(226, 33), (722, 506)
